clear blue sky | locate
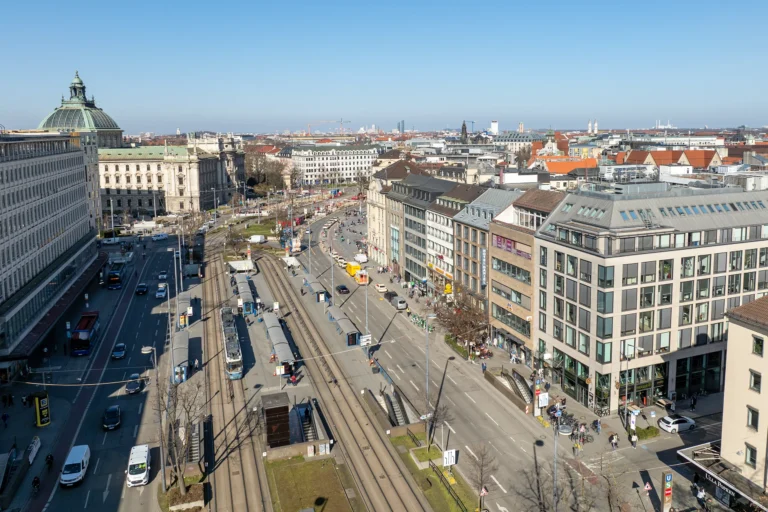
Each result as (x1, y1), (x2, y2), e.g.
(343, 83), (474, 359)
(2, 0), (766, 134)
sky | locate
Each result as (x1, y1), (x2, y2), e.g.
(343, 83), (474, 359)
(1, 0), (766, 134)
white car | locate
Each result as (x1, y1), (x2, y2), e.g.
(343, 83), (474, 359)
(375, 284), (387, 293)
(658, 414), (696, 433)
(155, 284), (167, 299)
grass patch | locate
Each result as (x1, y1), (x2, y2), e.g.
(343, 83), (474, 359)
(390, 435), (475, 512)
(412, 445), (443, 462)
(266, 456), (352, 512)
(242, 223), (277, 237)
(157, 474), (205, 512)
(444, 335), (469, 359)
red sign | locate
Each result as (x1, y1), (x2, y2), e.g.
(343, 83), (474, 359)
(664, 488), (672, 497)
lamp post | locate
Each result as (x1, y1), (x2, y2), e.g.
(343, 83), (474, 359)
(141, 345), (167, 493)
(425, 314), (437, 425)
(623, 355), (634, 428)
(210, 187), (217, 224)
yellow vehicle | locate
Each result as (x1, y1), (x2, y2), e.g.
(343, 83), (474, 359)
(354, 270), (369, 285)
(346, 262), (361, 277)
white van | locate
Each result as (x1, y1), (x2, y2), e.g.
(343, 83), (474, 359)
(60, 445), (91, 487)
(151, 233), (168, 241)
(125, 444), (151, 487)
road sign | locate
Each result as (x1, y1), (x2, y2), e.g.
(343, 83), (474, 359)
(443, 449), (457, 467)
(187, 306), (193, 317)
(480, 486), (489, 497)
(662, 470), (674, 510)
(538, 392), (549, 409)
(644, 482), (652, 491)
(360, 334), (372, 346)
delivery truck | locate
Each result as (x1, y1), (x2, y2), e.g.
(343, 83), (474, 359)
(346, 262), (361, 277)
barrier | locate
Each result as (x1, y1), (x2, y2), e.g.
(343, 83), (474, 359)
(428, 460), (469, 512)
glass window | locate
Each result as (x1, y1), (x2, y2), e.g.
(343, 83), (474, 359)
(681, 257), (695, 278)
(540, 269), (548, 288)
(728, 274), (741, 295)
(596, 316), (613, 339)
(744, 272), (756, 292)
(553, 320), (563, 341)
(714, 252), (727, 273)
(750, 371), (762, 393)
(745, 249), (758, 270)
(640, 286), (654, 308)
(754, 336), (764, 357)
(539, 291), (547, 311)
(679, 305), (693, 326)
(580, 260), (592, 283)
(697, 278), (710, 299)
(746, 445), (757, 468)
(621, 338), (636, 360)
(698, 255), (711, 275)
(641, 261), (656, 283)
(597, 291), (613, 314)
(596, 341), (612, 364)
(540, 247), (548, 266)
(658, 284), (672, 305)
(748, 407), (760, 430)
(657, 308), (672, 330)
(680, 281), (694, 302)
(730, 251), (743, 271)
(621, 314), (636, 336)
(554, 275), (564, 295)
(566, 255), (577, 277)
(579, 308), (591, 332)
(579, 284), (591, 307)
(565, 326), (576, 347)
(598, 265), (614, 288)
(621, 289), (637, 311)
(696, 302), (709, 323)
(639, 311), (654, 333)
(622, 264), (638, 286)
(659, 259), (673, 281)
(713, 276), (726, 297)
(555, 251), (564, 272)
(656, 332), (670, 353)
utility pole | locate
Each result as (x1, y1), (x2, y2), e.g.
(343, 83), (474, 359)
(425, 314), (436, 433)
(178, 223), (184, 292)
(365, 265), (368, 335)
(110, 199), (115, 234)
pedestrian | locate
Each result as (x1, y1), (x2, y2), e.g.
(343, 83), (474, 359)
(194, 359), (200, 371)
(690, 397), (696, 412)
(572, 441), (579, 457)
(696, 486), (706, 505)
(481, 362), (487, 374)
(693, 395), (698, 411)
(290, 374), (297, 386)
(596, 417), (601, 435)
(1, 412), (8, 428)
(693, 472), (700, 489)
(631, 432), (638, 449)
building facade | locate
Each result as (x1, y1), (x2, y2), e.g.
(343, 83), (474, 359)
(188, 133), (245, 201)
(98, 145), (220, 216)
(291, 145), (379, 185)
(535, 183), (768, 412)
(495, 132), (544, 153)
(0, 132), (97, 356)
(488, 190), (564, 363)
(426, 185), (484, 295)
(453, 189), (522, 312)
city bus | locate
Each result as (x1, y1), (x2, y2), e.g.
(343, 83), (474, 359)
(107, 263), (126, 290)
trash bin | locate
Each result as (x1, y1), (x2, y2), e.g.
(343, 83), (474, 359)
(372, 367), (380, 374)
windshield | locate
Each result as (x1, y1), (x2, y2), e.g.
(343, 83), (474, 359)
(226, 362), (243, 372)
(128, 462), (147, 475)
(62, 463), (81, 474)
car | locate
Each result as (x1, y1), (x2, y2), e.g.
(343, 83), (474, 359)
(102, 405), (121, 430)
(158, 271), (168, 280)
(335, 284), (350, 294)
(155, 284), (167, 299)
(374, 283), (387, 293)
(111, 343), (127, 360)
(658, 414), (696, 433)
(174, 250), (181, 259)
(135, 283), (148, 295)
(125, 374), (142, 394)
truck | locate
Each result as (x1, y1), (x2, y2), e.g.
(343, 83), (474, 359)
(248, 235), (266, 244)
(354, 270), (369, 285)
(71, 311), (101, 356)
(346, 262), (361, 277)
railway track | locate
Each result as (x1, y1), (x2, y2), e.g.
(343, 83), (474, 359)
(202, 245), (270, 510)
(259, 254), (430, 512)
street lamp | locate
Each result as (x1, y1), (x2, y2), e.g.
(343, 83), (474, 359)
(141, 345), (167, 493)
(425, 314), (437, 425)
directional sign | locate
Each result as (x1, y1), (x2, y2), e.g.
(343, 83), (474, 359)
(645, 482), (652, 491)
(360, 334), (372, 346)
(443, 449), (457, 467)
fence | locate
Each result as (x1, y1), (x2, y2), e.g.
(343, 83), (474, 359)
(428, 460), (469, 512)
(406, 427), (422, 447)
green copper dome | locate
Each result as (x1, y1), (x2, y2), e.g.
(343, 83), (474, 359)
(38, 72), (121, 131)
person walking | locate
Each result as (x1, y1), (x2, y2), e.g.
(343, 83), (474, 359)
(481, 362), (487, 374)
(693, 395), (698, 412)
(596, 417), (602, 435)
(631, 432), (638, 449)
(194, 359), (200, 372)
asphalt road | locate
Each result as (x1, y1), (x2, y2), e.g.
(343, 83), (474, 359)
(293, 210), (721, 512)
(47, 243), (176, 512)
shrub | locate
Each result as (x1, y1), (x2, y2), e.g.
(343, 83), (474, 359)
(630, 425), (660, 440)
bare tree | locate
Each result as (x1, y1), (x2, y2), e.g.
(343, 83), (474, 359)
(225, 229), (246, 258)
(511, 457), (604, 512)
(414, 387), (454, 451)
(467, 442), (498, 512)
(156, 380), (205, 496)
(434, 285), (487, 347)
(515, 146), (532, 168)
(289, 166), (302, 190)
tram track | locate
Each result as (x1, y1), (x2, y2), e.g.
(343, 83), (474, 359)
(259, 254), (430, 512)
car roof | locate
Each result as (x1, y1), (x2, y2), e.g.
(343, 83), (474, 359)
(66, 445), (89, 462)
(106, 405), (120, 412)
(114, 343), (125, 348)
(129, 444), (150, 463)
(129, 373), (140, 378)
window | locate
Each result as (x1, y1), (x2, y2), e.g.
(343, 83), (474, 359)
(565, 326), (576, 347)
(714, 252), (727, 273)
(696, 302), (709, 323)
(679, 305), (692, 326)
(657, 308), (671, 330)
(641, 261), (656, 283)
(596, 341), (612, 364)
(730, 251), (743, 271)
(539, 291), (547, 311)
(579, 308), (591, 332)
(598, 265), (614, 288)
(698, 255), (711, 275)
(697, 279), (710, 299)
(539, 312), (547, 333)
(621, 289), (637, 311)
(566, 255), (577, 277)
(554, 275), (564, 295)
(540, 269), (548, 288)
(750, 371), (762, 393)
(621, 338), (636, 360)
(680, 281), (694, 302)
(540, 247), (548, 266)
(555, 251), (564, 272)
(597, 291), (613, 314)
(566, 279), (577, 301)
(553, 320), (563, 341)
(566, 302), (577, 324)
(658, 284), (672, 305)
(597, 316), (613, 339)
(578, 333), (590, 355)
(713, 276), (726, 296)
(656, 332), (670, 353)
(639, 311), (653, 333)
(745, 445), (757, 468)
(579, 284), (591, 307)
(681, 257), (694, 278)
(580, 260), (592, 283)
(745, 249), (758, 270)
(747, 407), (760, 430)
(640, 286), (654, 308)
(728, 274), (741, 295)
(621, 314), (636, 336)
(622, 264), (638, 286)
(620, 238), (635, 253)
(491, 258), (530, 284)
(754, 336), (764, 357)
(659, 259), (673, 281)
(745, 272), (756, 292)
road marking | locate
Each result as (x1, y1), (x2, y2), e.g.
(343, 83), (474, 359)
(464, 392), (477, 404)
(432, 360), (442, 371)
(417, 346), (426, 354)
(133, 425), (138, 438)
(387, 369), (401, 380)
(138, 403), (143, 415)
(102, 432), (107, 445)
(84, 490), (91, 509)
(135, 333), (139, 339)
(431, 379), (440, 389)
(486, 412), (500, 427)
(127, 356), (131, 365)
(413, 362), (423, 371)
(384, 350), (392, 359)
(448, 375), (457, 385)
(491, 475), (507, 493)
(465, 445), (479, 461)
(396, 364), (405, 373)
(444, 421), (456, 434)
(157, 319), (160, 326)
(131, 344), (135, 352)
(155, 329), (158, 336)
(509, 436), (516, 443)
(446, 395), (457, 406)
(409, 380), (419, 391)
(496, 504), (510, 512)
(93, 458), (100, 473)
(103, 474), (111, 503)
(138, 321), (141, 329)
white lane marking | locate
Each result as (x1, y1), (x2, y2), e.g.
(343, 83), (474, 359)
(154, 329), (158, 336)
(446, 395), (457, 407)
(413, 362), (423, 371)
(384, 350), (392, 359)
(444, 421), (456, 434)
(84, 490), (91, 509)
(465, 445), (479, 461)
(102, 432), (107, 445)
(138, 403), (143, 415)
(103, 474), (112, 503)
(448, 375), (457, 385)
(432, 360), (442, 371)
(93, 458), (100, 473)
(509, 436), (516, 443)
(417, 346), (426, 354)
(491, 475), (507, 493)
(431, 379), (440, 389)
(486, 412), (500, 427)
(387, 369), (401, 381)
(133, 425), (138, 438)
(496, 504), (510, 512)
(396, 364), (405, 373)
(131, 344), (135, 352)
(127, 357), (131, 366)
(121, 486), (126, 499)
(465, 392), (477, 404)
(409, 380), (420, 391)
(135, 333), (138, 339)
(157, 319), (160, 326)
(138, 321), (141, 328)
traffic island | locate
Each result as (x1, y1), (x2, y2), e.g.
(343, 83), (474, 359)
(265, 456), (356, 512)
(156, 474), (206, 512)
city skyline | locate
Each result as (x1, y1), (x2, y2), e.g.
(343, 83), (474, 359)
(2, 0), (767, 133)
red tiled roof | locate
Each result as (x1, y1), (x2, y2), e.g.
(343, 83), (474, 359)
(615, 151), (626, 164)
(727, 295), (768, 331)
(722, 156), (742, 165)
(546, 158), (597, 174)
(316, 138), (334, 143)
(683, 150), (717, 169)
(624, 151), (650, 165)
(652, 151), (684, 166)
(513, 189), (565, 213)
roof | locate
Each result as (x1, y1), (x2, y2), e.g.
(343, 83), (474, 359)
(453, 189), (524, 230)
(496, 132), (545, 143)
(429, 184), (486, 217)
(615, 151), (627, 164)
(293, 144), (378, 152)
(39, 72), (121, 131)
(379, 149), (403, 159)
(624, 151), (650, 165)
(684, 150), (718, 168)
(546, 158), (597, 174)
(512, 189), (565, 213)
(372, 159), (427, 181)
(652, 151), (684, 166)
(727, 295), (768, 332)
(97, 146), (201, 160)
(255, 145), (281, 154)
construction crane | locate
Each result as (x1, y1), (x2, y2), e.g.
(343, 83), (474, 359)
(465, 120), (477, 133)
(306, 120), (336, 136)
(335, 118), (351, 134)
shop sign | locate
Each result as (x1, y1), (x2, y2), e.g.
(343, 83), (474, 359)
(661, 471), (673, 509)
(481, 247), (487, 287)
(704, 472), (736, 498)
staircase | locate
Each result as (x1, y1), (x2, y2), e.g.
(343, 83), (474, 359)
(187, 422), (202, 463)
(301, 411), (317, 442)
(390, 396), (406, 426)
(506, 371), (533, 404)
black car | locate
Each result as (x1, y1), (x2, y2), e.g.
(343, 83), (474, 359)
(111, 343), (127, 360)
(135, 283), (149, 295)
(102, 405), (121, 430)
(335, 285), (350, 294)
(125, 373), (142, 394)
